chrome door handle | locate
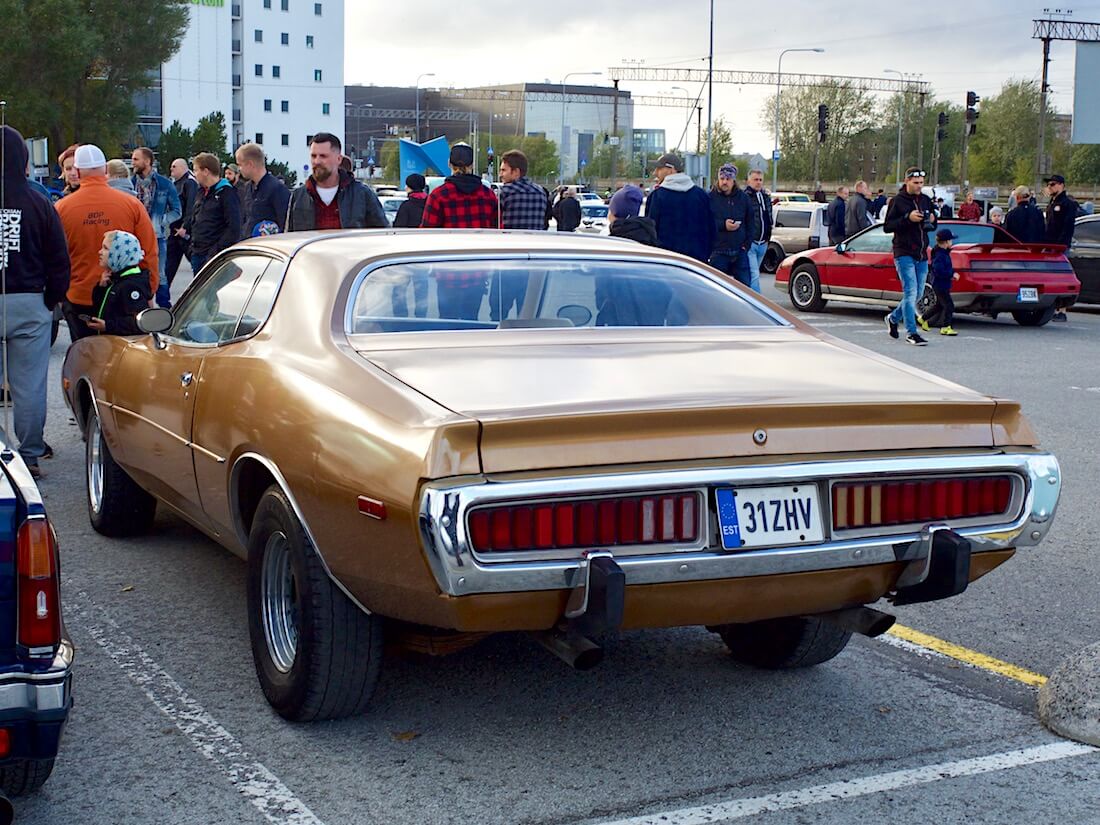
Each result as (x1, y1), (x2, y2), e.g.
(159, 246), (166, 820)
(180, 372), (193, 387)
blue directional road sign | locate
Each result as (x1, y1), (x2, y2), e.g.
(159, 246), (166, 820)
(772, 149), (781, 162)
(367, 156), (375, 165)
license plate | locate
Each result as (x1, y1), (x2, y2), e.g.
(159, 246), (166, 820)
(716, 485), (824, 550)
(1018, 287), (1039, 303)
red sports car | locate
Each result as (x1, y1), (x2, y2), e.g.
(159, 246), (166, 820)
(775, 221), (1079, 327)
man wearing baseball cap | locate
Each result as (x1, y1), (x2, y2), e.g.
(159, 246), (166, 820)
(56, 144), (159, 340)
(882, 166), (935, 346)
(644, 152), (714, 263)
(420, 142), (499, 319)
(1044, 174), (1078, 321)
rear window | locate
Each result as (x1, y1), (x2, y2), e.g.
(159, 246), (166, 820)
(347, 259), (779, 334)
(931, 224), (1012, 245)
(775, 210), (811, 228)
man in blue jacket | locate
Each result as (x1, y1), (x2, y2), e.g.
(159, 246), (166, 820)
(707, 163), (753, 288)
(0, 126), (71, 477)
(235, 142), (291, 237)
(131, 147), (181, 307)
(644, 153), (714, 262)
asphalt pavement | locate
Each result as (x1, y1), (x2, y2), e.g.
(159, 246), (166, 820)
(11, 267), (1100, 824)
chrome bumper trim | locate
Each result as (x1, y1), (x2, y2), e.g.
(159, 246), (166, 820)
(418, 452), (1060, 596)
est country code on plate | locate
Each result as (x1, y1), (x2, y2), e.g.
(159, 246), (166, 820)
(716, 485), (825, 550)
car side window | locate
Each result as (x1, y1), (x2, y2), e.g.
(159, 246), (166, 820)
(169, 256), (271, 345)
(234, 261), (286, 339)
(775, 209), (811, 229)
(1075, 221), (1100, 244)
(845, 226), (892, 253)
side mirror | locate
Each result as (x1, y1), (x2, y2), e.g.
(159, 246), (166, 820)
(137, 307), (173, 334)
(835, 242), (847, 254)
(557, 304), (593, 327)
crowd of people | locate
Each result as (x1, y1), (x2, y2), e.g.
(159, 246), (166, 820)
(0, 120), (1090, 477)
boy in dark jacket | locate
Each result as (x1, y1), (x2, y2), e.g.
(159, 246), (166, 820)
(707, 164), (753, 288)
(394, 174), (429, 228)
(921, 228), (958, 336)
(87, 230), (153, 336)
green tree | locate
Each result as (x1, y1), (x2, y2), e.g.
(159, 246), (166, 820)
(380, 140), (401, 181)
(156, 120), (192, 168)
(1068, 144), (1100, 185)
(191, 111), (228, 156)
(966, 80), (1067, 185)
(481, 135), (559, 182)
(266, 159), (297, 188)
(0, 0), (188, 156)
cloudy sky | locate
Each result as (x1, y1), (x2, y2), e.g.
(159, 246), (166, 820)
(346, 0), (1095, 156)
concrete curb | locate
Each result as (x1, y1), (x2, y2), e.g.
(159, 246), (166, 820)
(1038, 641), (1100, 747)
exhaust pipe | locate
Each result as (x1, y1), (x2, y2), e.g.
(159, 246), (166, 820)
(814, 606), (896, 638)
(533, 629), (604, 671)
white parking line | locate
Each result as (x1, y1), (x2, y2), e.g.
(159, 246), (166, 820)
(70, 591), (325, 825)
(596, 741), (1096, 824)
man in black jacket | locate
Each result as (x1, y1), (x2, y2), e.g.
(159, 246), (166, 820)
(845, 180), (874, 237)
(235, 142), (290, 236)
(708, 164), (753, 288)
(883, 167), (936, 346)
(167, 157), (198, 289)
(394, 174), (429, 228)
(1004, 185), (1045, 243)
(744, 169), (773, 292)
(184, 153), (241, 274)
(552, 188), (582, 232)
(825, 186), (849, 246)
(1044, 174), (1078, 321)
(0, 125), (71, 476)
(286, 133), (388, 232)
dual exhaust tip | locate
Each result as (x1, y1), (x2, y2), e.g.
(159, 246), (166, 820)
(534, 605), (896, 670)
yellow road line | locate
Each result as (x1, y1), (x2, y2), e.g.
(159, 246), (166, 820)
(887, 624), (1048, 688)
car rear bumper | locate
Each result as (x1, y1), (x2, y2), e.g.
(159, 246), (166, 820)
(0, 640), (73, 762)
(951, 291), (1078, 312)
(419, 452), (1060, 599)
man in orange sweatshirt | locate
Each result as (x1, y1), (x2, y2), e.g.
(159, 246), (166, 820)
(56, 144), (159, 340)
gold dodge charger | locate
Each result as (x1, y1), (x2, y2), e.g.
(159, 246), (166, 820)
(62, 230), (1061, 721)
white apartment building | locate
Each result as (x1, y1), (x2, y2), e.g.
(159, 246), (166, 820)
(154, 0), (344, 171)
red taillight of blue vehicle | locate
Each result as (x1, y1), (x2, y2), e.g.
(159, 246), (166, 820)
(16, 518), (60, 649)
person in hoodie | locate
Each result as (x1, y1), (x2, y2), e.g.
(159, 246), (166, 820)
(883, 167), (936, 347)
(0, 125), (71, 477)
(87, 230), (153, 336)
(420, 142), (499, 320)
(286, 132), (388, 233)
(183, 152), (241, 274)
(106, 159), (138, 196)
(393, 173), (429, 228)
(707, 163), (753, 289)
(644, 153), (714, 263)
(607, 184), (657, 245)
(131, 147), (182, 308)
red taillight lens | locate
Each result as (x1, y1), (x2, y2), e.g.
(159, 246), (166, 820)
(16, 519), (61, 649)
(832, 476), (1013, 531)
(468, 493), (701, 554)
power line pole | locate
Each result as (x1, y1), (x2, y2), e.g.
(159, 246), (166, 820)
(611, 79), (619, 191)
(917, 91), (927, 170)
(1035, 32), (1052, 193)
(705, 0), (714, 189)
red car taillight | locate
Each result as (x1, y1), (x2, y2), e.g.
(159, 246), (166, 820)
(832, 476), (1014, 531)
(16, 518), (61, 649)
(468, 493), (701, 554)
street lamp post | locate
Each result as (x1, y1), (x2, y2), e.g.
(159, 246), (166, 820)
(884, 69), (905, 186)
(415, 72), (435, 144)
(772, 47), (824, 194)
(559, 71), (602, 183)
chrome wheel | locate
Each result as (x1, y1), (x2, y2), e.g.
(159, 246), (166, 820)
(791, 271), (816, 308)
(261, 532), (298, 673)
(87, 416), (104, 515)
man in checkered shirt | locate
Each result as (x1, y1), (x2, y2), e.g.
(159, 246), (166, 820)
(420, 142), (499, 320)
(490, 149), (550, 320)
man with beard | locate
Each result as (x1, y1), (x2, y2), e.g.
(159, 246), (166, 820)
(130, 147), (181, 307)
(286, 132), (388, 232)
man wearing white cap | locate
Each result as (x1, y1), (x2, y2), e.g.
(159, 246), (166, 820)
(56, 144), (159, 340)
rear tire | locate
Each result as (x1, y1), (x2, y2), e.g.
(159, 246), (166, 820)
(246, 486), (383, 721)
(762, 243), (784, 274)
(1012, 305), (1056, 326)
(0, 757), (55, 796)
(716, 616), (852, 669)
(86, 408), (157, 536)
(917, 284), (945, 328)
(789, 264), (827, 312)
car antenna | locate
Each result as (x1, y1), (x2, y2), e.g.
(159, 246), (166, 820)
(0, 99), (14, 465)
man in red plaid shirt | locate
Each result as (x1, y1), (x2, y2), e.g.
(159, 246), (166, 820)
(421, 142), (499, 320)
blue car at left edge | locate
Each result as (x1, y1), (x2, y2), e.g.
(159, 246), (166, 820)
(0, 439), (73, 808)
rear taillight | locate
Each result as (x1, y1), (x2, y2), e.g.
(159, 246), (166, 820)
(832, 476), (1014, 531)
(16, 518), (61, 649)
(468, 493), (701, 554)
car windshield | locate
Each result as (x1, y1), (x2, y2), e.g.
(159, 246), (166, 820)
(781, 194), (811, 202)
(582, 205), (608, 218)
(347, 259), (779, 333)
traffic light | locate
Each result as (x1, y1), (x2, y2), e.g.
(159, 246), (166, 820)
(937, 128), (947, 142)
(817, 104), (829, 143)
(966, 91), (980, 107)
(965, 106), (979, 136)
(937, 111), (948, 127)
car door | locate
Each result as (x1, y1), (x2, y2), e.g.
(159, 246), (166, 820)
(1070, 218), (1100, 303)
(108, 254), (275, 528)
(819, 225), (895, 300)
